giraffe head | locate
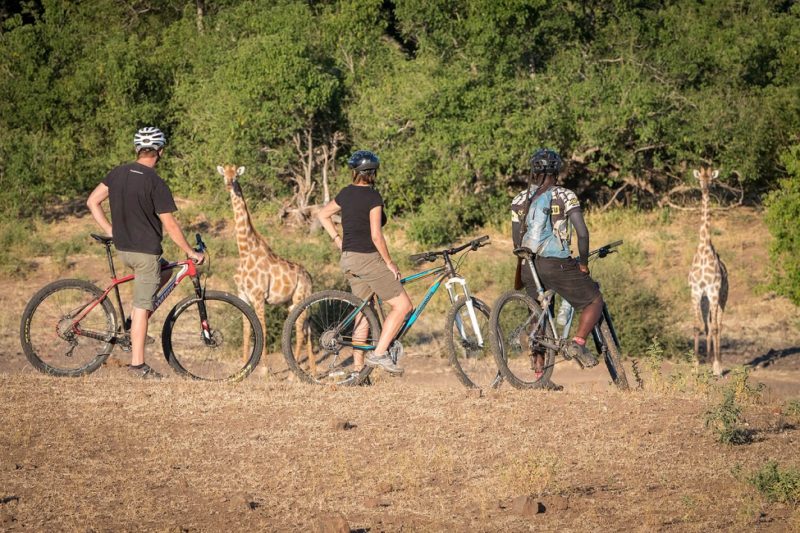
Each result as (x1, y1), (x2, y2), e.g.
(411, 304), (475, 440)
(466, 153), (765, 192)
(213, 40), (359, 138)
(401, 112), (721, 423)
(693, 167), (719, 192)
(217, 164), (245, 196)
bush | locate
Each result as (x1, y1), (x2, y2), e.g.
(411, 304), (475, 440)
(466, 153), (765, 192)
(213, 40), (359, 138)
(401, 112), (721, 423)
(705, 387), (752, 445)
(745, 461), (800, 505)
(406, 199), (463, 246)
(764, 145), (800, 306)
(592, 249), (683, 357)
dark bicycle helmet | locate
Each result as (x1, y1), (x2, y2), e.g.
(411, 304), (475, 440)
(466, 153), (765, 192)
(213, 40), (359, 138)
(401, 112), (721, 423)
(530, 148), (563, 175)
(348, 150), (380, 172)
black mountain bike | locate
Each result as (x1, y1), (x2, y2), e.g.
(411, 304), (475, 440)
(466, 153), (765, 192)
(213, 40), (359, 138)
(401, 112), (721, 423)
(489, 240), (629, 390)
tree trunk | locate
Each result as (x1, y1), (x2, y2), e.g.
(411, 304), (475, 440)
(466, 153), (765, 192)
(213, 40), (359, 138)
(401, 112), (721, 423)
(196, 0), (204, 32)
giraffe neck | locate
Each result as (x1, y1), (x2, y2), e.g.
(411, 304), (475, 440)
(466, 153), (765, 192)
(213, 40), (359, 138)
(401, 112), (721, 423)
(229, 186), (272, 256)
(699, 184), (711, 247)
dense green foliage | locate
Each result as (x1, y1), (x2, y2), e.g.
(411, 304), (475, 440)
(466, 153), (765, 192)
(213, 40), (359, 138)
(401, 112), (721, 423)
(2, 1), (799, 244)
(764, 145), (800, 305)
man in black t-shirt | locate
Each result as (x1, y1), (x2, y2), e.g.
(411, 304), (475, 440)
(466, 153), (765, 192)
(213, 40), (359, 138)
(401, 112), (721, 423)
(86, 127), (204, 379)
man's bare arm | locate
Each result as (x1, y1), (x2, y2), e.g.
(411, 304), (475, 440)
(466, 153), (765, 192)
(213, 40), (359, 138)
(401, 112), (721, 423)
(86, 183), (112, 236)
(158, 212), (204, 263)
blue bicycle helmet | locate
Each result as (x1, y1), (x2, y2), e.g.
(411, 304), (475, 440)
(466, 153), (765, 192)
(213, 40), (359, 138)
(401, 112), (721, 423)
(348, 150), (380, 172)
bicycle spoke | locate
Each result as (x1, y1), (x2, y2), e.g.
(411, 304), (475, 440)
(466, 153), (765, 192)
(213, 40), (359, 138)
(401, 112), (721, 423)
(21, 280), (115, 376)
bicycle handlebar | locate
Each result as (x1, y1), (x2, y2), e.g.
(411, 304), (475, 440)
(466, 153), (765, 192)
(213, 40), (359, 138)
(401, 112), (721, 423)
(195, 233), (207, 253)
(409, 235), (490, 264)
(589, 239), (623, 259)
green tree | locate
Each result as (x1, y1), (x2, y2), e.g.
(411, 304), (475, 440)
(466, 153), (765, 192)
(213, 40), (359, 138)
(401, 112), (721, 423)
(764, 145), (800, 305)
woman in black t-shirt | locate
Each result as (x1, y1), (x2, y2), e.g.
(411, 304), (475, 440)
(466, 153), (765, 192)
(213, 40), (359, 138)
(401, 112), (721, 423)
(317, 150), (412, 375)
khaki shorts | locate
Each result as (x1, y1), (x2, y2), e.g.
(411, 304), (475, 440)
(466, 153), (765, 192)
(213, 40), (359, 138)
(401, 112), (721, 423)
(340, 251), (404, 302)
(118, 250), (168, 311)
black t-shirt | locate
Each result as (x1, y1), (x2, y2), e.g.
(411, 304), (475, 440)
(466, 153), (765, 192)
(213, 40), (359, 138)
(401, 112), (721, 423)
(335, 184), (387, 253)
(101, 162), (177, 255)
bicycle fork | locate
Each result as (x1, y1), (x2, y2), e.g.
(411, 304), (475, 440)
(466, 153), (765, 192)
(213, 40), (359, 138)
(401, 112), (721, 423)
(190, 276), (215, 347)
(445, 277), (484, 348)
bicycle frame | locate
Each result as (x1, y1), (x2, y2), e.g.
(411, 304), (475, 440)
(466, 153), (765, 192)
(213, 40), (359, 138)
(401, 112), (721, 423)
(334, 251), (483, 352)
(519, 242), (621, 355)
(68, 239), (206, 344)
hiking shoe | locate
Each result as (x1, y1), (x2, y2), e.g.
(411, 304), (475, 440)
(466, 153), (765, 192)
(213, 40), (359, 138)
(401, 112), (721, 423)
(365, 352), (404, 375)
(127, 363), (163, 380)
(563, 340), (599, 369)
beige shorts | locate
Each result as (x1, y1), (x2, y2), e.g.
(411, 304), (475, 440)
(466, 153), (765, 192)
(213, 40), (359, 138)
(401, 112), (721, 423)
(340, 251), (404, 302)
(118, 251), (168, 311)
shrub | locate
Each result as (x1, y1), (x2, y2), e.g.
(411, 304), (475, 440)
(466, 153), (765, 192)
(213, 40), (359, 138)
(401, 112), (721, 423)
(764, 145), (800, 306)
(592, 249), (683, 357)
(705, 387), (752, 445)
(745, 461), (800, 506)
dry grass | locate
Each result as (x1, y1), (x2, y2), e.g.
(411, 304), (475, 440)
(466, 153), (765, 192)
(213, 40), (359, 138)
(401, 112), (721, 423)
(1, 372), (798, 531)
(1, 206), (800, 530)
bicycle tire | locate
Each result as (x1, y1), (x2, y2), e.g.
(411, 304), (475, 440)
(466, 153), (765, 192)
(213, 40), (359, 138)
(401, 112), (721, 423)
(445, 296), (502, 390)
(489, 290), (556, 390)
(162, 290), (263, 382)
(282, 290), (381, 386)
(597, 319), (629, 390)
(20, 279), (117, 377)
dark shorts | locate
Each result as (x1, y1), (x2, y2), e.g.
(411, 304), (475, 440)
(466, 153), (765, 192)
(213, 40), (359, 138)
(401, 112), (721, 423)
(532, 256), (601, 311)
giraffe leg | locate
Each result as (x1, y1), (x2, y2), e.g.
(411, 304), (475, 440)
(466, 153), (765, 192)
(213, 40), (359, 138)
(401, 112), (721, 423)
(711, 306), (723, 377)
(256, 300), (270, 375)
(292, 282), (316, 377)
(239, 292), (252, 367)
(691, 298), (703, 370)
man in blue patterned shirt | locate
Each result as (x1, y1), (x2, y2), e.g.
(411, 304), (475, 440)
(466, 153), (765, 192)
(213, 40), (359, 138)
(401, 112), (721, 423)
(511, 149), (602, 371)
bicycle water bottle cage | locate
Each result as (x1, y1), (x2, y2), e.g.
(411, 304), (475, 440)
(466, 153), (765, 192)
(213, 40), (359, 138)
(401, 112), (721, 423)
(538, 289), (555, 306)
(513, 247), (534, 260)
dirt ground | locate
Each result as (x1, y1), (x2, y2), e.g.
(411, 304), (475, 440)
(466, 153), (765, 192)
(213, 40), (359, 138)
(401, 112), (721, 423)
(1, 208), (799, 531)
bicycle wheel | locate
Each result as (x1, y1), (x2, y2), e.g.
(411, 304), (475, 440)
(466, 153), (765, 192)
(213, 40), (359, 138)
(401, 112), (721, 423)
(596, 318), (629, 390)
(162, 290), (263, 382)
(282, 290), (381, 386)
(20, 279), (117, 377)
(489, 290), (556, 390)
(445, 296), (502, 390)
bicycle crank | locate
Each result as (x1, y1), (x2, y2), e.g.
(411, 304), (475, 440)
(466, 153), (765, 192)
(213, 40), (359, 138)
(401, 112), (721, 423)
(389, 341), (404, 364)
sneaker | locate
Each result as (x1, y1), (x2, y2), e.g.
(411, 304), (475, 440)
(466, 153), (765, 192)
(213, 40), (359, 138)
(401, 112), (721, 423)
(563, 340), (599, 369)
(365, 352), (404, 375)
(127, 363), (163, 380)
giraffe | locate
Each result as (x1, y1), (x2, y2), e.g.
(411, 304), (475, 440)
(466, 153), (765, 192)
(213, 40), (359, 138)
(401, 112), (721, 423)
(688, 167), (729, 377)
(217, 165), (315, 375)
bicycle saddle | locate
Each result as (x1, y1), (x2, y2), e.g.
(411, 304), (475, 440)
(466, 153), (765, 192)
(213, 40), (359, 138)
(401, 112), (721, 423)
(90, 233), (113, 245)
(513, 247), (534, 260)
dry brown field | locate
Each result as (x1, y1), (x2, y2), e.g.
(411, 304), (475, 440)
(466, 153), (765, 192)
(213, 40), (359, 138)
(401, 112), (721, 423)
(1, 206), (799, 531)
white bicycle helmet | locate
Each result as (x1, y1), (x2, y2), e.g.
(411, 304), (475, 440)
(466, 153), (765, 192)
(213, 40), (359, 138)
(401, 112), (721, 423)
(134, 127), (166, 153)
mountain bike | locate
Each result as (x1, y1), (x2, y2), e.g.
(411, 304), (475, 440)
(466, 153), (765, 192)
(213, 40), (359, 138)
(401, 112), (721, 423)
(19, 233), (263, 382)
(281, 236), (498, 388)
(489, 240), (629, 390)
